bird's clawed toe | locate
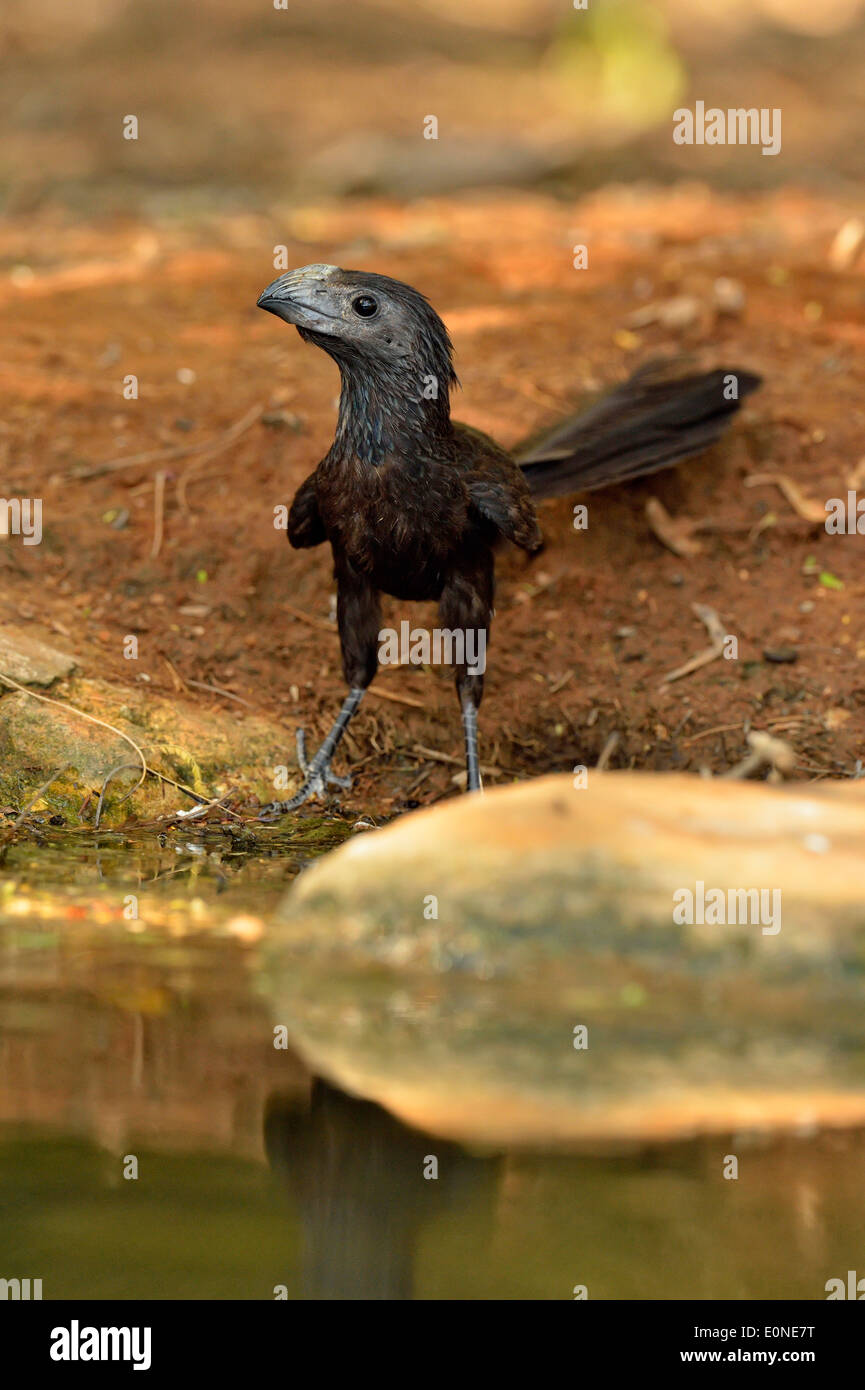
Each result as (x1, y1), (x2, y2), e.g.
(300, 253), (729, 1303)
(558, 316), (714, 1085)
(256, 727), (351, 820)
(295, 727), (311, 775)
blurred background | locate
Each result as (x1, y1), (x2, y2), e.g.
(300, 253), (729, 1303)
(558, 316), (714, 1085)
(1, 0), (865, 215)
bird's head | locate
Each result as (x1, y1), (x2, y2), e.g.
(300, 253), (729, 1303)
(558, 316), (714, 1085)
(256, 263), (457, 398)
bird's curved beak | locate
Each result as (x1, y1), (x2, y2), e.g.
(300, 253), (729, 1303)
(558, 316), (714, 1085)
(256, 264), (340, 333)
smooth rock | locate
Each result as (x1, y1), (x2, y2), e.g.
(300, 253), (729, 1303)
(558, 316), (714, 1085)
(0, 626), (77, 686)
(269, 771), (865, 1150)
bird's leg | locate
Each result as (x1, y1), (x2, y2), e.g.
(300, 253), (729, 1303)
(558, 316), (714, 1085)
(440, 559), (493, 796)
(260, 564), (381, 820)
(259, 687), (365, 819)
(461, 697), (482, 793)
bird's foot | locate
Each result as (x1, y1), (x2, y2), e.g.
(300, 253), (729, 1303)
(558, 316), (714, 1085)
(257, 728), (351, 821)
(294, 728), (351, 791)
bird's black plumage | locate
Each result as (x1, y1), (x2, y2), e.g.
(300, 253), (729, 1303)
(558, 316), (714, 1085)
(256, 263), (760, 812)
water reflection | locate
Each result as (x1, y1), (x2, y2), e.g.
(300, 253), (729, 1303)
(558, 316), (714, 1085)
(0, 834), (863, 1300)
(265, 1080), (500, 1300)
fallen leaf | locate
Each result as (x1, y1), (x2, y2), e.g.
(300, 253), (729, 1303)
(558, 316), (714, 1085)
(829, 218), (865, 271)
(646, 497), (703, 558)
(824, 708), (851, 731)
(745, 473), (826, 524)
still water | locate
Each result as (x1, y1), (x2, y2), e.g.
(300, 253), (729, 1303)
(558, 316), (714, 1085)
(0, 829), (860, 1300)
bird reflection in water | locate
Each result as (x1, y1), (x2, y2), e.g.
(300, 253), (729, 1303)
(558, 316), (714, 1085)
(264, 1079), (501, 1300)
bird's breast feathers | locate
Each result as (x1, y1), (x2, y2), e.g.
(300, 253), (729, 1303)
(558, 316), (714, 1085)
(316, 452), (470, 594)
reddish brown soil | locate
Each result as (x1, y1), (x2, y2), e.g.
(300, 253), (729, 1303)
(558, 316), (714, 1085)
(2, 186), (864, 815)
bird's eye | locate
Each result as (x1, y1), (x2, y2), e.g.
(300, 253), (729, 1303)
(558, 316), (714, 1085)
(352, 295), (378, 318)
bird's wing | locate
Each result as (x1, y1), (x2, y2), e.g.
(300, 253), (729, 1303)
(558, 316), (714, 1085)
(453, 423), (543, 552)
(287, 473), (327, 548)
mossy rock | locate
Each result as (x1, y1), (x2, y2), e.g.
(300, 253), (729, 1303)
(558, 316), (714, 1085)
(0, 676), (294, 824)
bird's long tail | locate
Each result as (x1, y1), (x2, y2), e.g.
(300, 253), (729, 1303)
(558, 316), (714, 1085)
(516, 360), (761, 498)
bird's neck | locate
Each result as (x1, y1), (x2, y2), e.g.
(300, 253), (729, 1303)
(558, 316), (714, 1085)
(334, 357), (453, 466)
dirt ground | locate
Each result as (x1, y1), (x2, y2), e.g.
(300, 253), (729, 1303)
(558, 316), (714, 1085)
(1, 184), (864, 817)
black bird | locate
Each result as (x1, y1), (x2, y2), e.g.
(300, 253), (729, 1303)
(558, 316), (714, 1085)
(256, 264), (759, 813)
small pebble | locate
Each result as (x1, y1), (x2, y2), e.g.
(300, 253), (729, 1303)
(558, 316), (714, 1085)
(763, 646), (798, 664)
(713, 277), (746, 315)
(803, 834), (831, 854)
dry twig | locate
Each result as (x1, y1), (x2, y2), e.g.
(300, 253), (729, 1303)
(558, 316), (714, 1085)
(660, 604), (728, 686)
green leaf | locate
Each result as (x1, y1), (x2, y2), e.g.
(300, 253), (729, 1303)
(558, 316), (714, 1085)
(819, 570), (844, 590)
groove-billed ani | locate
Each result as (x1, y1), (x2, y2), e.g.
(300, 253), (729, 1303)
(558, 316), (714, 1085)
(256, 264), (760, 814)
